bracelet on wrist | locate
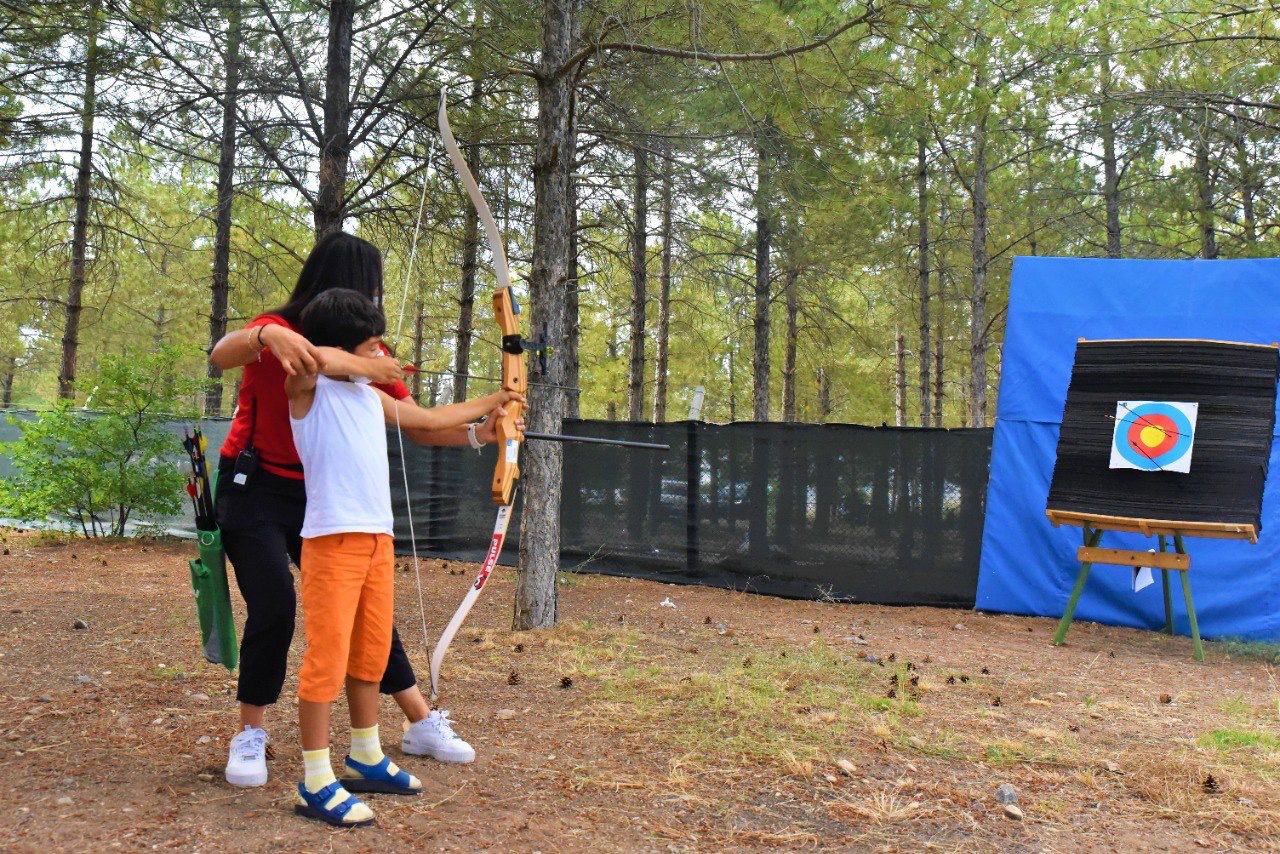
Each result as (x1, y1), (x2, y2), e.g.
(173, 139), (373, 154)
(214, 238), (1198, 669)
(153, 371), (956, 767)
(467, 422), (486, 451)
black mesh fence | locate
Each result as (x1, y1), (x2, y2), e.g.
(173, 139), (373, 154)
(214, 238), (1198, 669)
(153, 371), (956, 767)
(0, 411), (992, 606)
(391, 420), (992, 608)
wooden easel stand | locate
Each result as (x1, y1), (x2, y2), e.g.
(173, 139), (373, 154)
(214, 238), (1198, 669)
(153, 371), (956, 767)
(1051, 525), (1203, 661)
(1043, 509), (1258, 662)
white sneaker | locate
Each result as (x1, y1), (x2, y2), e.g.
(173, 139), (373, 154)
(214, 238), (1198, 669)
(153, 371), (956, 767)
(225, 725), (268, 787)
(401, 710), (475, 763)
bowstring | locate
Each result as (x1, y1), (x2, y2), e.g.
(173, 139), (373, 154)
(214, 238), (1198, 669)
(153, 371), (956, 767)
(393, 138), (436, 664)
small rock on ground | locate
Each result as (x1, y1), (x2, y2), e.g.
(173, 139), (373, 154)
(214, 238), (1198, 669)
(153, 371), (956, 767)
(1002, 803), (1024, 820)
(995, 783), (1019, 805)
(72, 619), (88, 630)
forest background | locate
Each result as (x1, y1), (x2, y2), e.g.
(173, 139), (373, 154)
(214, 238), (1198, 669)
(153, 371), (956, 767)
(1, 0), (1277, 430)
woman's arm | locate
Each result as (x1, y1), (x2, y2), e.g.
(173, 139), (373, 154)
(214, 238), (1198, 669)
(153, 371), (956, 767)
(209, 323), (321, 376)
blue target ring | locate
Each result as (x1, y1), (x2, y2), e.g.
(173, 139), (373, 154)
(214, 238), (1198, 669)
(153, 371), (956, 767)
(1114, 402), (1194, 470)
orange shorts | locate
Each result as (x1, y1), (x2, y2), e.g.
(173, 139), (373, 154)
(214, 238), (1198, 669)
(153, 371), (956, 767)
(297, 532), (394, 703)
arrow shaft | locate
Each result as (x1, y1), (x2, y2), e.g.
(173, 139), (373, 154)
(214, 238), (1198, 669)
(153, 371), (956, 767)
(523, 431), (669, 450)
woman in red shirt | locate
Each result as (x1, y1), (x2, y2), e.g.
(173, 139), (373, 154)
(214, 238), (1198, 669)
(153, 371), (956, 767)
(210, 232), (497, 787)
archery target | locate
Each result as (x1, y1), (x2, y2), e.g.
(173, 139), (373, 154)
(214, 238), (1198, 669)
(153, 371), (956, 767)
(1109, 401), (1198, 473)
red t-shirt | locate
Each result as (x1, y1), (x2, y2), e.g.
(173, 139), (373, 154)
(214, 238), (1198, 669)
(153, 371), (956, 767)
(219, 314), (410, 479)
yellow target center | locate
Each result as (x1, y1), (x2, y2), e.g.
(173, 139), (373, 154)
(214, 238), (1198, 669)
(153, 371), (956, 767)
(1139, 425), (1167, 448)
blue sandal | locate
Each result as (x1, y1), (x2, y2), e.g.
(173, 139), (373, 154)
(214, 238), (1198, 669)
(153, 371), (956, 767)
(341, 755), (421, 795)
(294, 781), (374, 827)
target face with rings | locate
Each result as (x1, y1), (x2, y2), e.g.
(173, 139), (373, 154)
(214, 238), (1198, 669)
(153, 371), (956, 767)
(1109, 401), (1198, 473)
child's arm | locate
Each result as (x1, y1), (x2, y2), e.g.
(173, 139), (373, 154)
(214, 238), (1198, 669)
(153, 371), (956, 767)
(285, 372), (319, 419)
(374, 389), (524, 432)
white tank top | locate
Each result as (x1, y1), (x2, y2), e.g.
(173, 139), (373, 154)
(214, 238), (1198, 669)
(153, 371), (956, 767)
(290, 375), (393, 538)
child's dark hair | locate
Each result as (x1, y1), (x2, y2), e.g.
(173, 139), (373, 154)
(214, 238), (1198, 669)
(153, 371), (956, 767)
(300, 288), (386, 352)
(274, 231), (384, 325)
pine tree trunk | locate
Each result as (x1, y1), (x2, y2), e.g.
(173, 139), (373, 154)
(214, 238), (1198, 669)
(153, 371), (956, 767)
(1100, 57), (1122, 258)
(604, 337), (618, 420)
(565, 161), (581, 418)
(1025, 137), (1037, 256)
(412, 296), (424, 401)
(627, 141), (648, 421)
(816, 366), (831, 420)
(59, 0), (101, 401)
(314, 0), (354, 238)
(894, 329), (906, 427)
(916, 136), (931, 426)
(563, 66), (581, 419)
(2, 354), (15, 407)
(426, 372), (439, 406)
(728, 347), (737, 422)
(206, 0), (242, 416)
(1196, 140), (1216, 259)
(782, 266), (799, 422)
(653, 149), (673, 422)
(933, 286), (945, 428)
(1237, 130), (1256, 245)
(752, 121), (774, 421)
(514, 0), (577, 631)
(933, 200), (949, 428)
(968, 88), (990, 428)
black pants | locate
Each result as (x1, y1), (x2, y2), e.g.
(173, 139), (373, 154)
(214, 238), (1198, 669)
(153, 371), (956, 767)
(217, 458), (417, 706)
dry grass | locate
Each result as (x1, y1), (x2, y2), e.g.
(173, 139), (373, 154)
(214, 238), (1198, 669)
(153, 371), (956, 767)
(2, 530), (1280, 852)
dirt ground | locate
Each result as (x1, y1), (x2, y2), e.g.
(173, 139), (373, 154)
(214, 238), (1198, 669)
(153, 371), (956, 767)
(1, 530), (1279, 853)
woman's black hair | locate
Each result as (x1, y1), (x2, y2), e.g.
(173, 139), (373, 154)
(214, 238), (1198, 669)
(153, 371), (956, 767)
(299, 288), (386, 352)
(273, 231), (384, 325)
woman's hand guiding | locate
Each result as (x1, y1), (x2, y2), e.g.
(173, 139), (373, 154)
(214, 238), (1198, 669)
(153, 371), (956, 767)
(360, 355), (406, 385)
(259, 324), (321, 377)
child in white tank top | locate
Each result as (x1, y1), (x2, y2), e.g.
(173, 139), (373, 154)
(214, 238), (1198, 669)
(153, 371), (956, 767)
(284, 288), (522, 827)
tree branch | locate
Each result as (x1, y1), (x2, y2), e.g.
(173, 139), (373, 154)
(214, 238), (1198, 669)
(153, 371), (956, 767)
(553, 4), (882, 80)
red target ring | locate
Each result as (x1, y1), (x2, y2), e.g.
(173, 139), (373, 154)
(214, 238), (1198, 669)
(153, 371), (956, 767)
(1125, 413), (1178, 460)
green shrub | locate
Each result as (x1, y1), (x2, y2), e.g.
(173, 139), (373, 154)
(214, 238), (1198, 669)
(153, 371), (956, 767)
(1, 346), (200, 537)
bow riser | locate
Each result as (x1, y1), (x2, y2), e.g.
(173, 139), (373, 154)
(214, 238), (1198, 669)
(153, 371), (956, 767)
(492, 287), (526, 505)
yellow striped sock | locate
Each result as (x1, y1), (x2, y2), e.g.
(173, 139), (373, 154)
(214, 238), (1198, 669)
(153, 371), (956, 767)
(303, 747), (337, 794)
(349, 725), (383, 765)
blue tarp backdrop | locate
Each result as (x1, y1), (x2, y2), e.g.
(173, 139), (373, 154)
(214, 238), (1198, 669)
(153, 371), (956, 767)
(976, 256), (1280, 642)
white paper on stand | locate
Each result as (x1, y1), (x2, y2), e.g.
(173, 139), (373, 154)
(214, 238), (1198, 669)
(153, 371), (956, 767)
(1132, 549), (1156, 592)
